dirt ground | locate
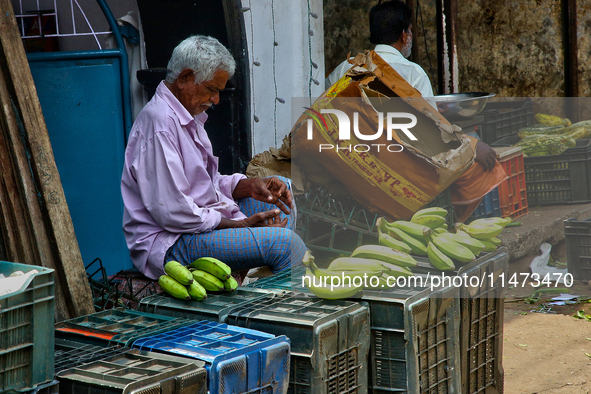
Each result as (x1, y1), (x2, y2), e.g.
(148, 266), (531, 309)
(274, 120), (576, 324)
(503, 241), (591, 393)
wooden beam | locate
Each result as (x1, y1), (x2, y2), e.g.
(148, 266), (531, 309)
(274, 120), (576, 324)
(0, 0), (94, 319)
(0, 67), (71, 320)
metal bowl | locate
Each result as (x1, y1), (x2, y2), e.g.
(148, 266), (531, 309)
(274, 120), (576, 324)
(434, 92), (496, 120)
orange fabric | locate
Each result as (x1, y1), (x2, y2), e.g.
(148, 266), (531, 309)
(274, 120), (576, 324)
(450, 137), (508, 222)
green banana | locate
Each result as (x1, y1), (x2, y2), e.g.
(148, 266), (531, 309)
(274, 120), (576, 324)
(378, 218), (427, 256)
(164, 261), (193, 286)
(432, 234), (476, 264)
(159, 275), (191, 300)
(432, 227), (448, 235)
(350, 244), (418, 268)
(411, 214), (447, 229)
(304, 269), (362, 299)
(192, 269), (225, 291)
(427, 241), (455, 271)
(461, 222), (504, 240)
(223, 276), (239, 292)
(480, 240), (498, 252)
(187, 281), (207, 301)
(411, 207), (448, 220)
(445, 231), (486, 255)
(469, 217), (510, 228)
(378, 228), (412, 254)
(327, 257), (387, 272)
(488, 237), (502, 246)
(387, 220), (432, 242)
(190, 257), (232, 280)
(313, 268), (383, 289)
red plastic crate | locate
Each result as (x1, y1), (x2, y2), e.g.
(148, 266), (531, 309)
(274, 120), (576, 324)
(497, 149), (529, 220)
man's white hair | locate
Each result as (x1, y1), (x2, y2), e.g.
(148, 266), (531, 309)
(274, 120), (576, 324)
(165, 35), (236, 84)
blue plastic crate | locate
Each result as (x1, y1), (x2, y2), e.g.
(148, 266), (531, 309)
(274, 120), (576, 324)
(54, 308), (193, 347)
(0, 261), (55, 393)
(468, 187), (501, 222)
(131, 320), (291, 394)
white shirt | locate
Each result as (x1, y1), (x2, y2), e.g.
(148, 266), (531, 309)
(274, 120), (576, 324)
(326, 44), (437, 109)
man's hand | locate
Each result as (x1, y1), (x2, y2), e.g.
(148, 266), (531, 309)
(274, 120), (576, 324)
(216, 209), (288, 229)
(234, 177), (293, 215)
(475, 141), (497, 171)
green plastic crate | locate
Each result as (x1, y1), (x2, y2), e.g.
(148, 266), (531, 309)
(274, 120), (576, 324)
(138, 288), (281, 322)
(54, 308), (193, 347)
(0, 261), (55, 393)
(227, 293), (370, 394)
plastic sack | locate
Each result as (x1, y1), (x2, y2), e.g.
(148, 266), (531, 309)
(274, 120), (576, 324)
(529, 242), (568, 284)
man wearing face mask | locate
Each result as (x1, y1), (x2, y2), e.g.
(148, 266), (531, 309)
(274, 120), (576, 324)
(326, 0), (436, 110)
(325, 0), (505, 221)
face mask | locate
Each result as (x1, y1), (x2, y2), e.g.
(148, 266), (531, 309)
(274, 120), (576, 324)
(401, 33), (412, 58)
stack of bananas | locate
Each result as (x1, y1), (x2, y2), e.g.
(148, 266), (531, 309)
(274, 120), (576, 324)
(377, 208), (509, 271)
(302, 246), (416, 300)
(301, 206), (510, 299)
(158, 258), (238, 301)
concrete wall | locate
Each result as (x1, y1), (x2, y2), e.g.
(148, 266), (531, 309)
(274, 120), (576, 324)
(324, 0), (591, 103)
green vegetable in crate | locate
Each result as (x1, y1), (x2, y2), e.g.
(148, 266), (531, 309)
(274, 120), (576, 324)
(547, 142), (570, 156)
(534, 113), (571, 126)
(566, 126), (591, 140)
(517, 125), (566, 139)
(515, 134), (576, 157)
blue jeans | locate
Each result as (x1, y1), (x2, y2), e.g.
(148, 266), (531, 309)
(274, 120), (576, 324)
(164, 177), (306, 273)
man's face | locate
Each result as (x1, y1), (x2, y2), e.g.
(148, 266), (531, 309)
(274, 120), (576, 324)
(176, 69), (229, 116)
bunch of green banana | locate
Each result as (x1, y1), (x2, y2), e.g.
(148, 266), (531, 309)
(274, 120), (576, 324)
(455, 217), (508, 252)
(376, 216), (432, 256)
(301, 250), (413, 299)
(410, 207), (448, 229)
(301, 251), (363, 299)
(430, 233), (476, 265)
(158, 258), (237, 301)
(190, 257), (238, 292)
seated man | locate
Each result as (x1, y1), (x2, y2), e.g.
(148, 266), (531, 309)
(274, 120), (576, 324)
(121, 35), (307, 280)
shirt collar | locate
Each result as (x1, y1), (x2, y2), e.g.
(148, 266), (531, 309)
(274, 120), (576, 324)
(156, 81), (208, 126)
(374, 44), (404, 59)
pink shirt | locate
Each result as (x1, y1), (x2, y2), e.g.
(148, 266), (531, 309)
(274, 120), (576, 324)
(121, 81), (247, 279)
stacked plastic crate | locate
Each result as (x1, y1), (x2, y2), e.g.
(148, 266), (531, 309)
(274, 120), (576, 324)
(54, 308), (194, 347)
(142, 285), (371, 394)
(225, 293), (370, 394)
(0, 261), (55, 393)
(494, 147), (529, 220)
(493, 136), (591, 205)
(247, 248), (510, 394)
(244, 266), (461, 393)
(564, 217), (591, 281)
(131, 320), (290, 394)
(56, 349), (208, 394)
